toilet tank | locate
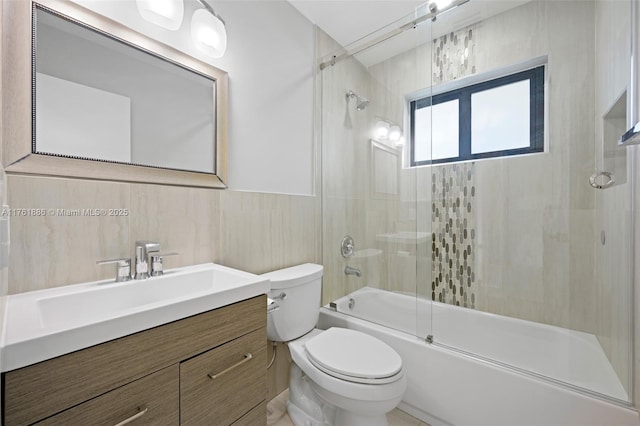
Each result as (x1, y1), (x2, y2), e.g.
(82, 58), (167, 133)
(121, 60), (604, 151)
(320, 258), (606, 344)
(262, 263), (323, 342)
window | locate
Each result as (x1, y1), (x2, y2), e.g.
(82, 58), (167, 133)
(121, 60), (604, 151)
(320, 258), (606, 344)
(410, 66), (545, 166)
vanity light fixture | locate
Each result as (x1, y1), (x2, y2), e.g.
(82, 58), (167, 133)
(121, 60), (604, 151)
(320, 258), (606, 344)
(136, 0), (184, 31)
(388, 125), (402, 143)
(374, 120), (390, 140)
(191, 0), (228, 58)
(374, 121), (403, 146)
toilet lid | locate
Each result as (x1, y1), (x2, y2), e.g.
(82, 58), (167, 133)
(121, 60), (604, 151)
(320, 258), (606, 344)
(304, 328), (402, 384)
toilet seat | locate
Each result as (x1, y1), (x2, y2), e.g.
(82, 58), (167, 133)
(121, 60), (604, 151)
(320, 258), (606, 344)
(289, 328), (407, 406)
(304, 327), (403, 385)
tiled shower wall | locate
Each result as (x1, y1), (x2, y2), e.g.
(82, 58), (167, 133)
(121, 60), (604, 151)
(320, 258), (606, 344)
(429, 26), (479, 308)
(319, 27), (419, 305)
(431, 25), (478, 85)
(431, 163), (477, 308)
(368, 1), (597, 335)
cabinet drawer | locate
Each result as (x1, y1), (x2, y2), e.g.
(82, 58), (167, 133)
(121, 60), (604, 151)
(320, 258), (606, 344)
(36, 365), (179, 426)
(180, 328), (266, 425)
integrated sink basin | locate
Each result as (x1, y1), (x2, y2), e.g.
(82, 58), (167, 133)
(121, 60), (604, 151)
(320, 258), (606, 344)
(37, 266), (254, 329)
(1, 263), (269, 372)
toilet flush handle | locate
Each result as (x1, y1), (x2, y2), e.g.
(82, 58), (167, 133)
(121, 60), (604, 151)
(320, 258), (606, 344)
(272, 292), (287, 301)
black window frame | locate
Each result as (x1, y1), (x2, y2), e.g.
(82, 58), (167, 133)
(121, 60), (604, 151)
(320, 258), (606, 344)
(410, 65), (545, 167)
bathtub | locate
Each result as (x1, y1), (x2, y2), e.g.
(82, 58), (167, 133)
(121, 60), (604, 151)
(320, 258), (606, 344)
(319, 287), (640, 426)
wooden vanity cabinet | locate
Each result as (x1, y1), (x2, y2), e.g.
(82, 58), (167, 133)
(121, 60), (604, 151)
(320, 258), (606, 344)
(2, 295), (267, 426)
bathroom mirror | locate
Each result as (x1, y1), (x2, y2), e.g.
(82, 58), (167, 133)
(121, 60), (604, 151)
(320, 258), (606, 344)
(370, 140), (400, 199)
(3, 0), (228, 188)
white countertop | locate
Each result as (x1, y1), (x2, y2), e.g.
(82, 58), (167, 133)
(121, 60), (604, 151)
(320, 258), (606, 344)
(0, 263), (269, 372)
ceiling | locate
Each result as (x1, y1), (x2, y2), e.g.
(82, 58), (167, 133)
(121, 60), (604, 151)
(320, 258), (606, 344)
(288, 0), (426, 48)
(288, 0), (530, 67)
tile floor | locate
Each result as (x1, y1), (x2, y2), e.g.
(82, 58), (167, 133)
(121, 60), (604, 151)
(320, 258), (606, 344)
(267, 389), (430, 426)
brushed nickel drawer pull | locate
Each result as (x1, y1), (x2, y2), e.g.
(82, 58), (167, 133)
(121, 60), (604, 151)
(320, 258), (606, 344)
(207, 353), (253, 379)
(114, 406), (148, 426)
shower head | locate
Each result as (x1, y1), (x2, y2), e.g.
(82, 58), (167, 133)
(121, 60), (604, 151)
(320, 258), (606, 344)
(346, 90), (370, 111)
(356, 97), (370, 111)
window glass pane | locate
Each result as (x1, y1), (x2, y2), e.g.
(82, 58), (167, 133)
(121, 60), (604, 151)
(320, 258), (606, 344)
(471, 80), (530, 154)
(414, 99), (459, 162)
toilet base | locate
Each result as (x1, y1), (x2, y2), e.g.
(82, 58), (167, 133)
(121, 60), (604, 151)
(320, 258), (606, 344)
(287, 363), (391, 426)
(287, 400), (331, 426)
(287, 363), (335, 426)
(287, 399), (388, 426)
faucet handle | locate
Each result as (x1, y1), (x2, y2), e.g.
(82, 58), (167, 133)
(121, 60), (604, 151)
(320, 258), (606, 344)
(150, 252), (178, 277)
(96, 258), (132, 282)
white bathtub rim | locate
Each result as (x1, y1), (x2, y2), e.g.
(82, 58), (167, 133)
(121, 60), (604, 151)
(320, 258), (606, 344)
(330, 287), (629, 401)
(319, 306), (638, 413)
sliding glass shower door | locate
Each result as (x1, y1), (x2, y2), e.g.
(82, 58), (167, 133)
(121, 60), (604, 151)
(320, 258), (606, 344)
(319, 5), (433, 340)
(422, 0), (635, 403)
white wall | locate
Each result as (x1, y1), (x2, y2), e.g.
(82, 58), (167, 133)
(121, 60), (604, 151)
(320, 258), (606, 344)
(69, 0), (316, 195)
(36, 73), (132, 163)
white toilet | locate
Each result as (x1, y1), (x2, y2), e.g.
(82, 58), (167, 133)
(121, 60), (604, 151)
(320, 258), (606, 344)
(263, 264), (407, 426)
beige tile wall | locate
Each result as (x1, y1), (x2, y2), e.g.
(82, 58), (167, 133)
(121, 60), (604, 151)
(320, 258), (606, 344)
(6, 177), (320, 294)
(365, 1), (599, 334)
(8, 176), (131, 293)
(473, 1), (596, 332)
(218, 191), (320, 275)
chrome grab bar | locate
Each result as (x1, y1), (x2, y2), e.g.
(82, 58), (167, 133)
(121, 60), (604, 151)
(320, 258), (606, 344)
(114, 406), (148, 426)
(207, 353), (253, 380)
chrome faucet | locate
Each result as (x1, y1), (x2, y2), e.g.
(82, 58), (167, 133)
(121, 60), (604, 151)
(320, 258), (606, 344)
(344, 266), (361, 277)
(135, 240), (160, 279)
